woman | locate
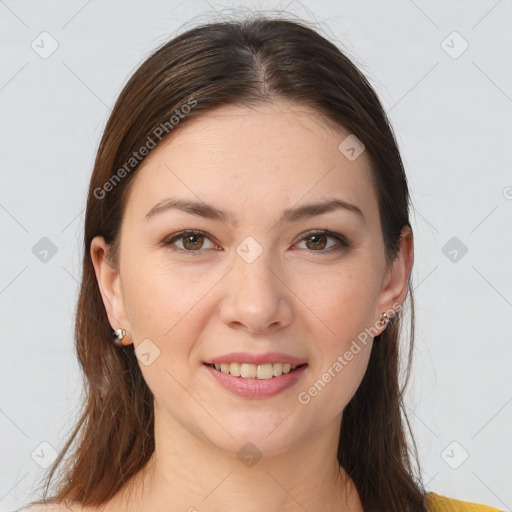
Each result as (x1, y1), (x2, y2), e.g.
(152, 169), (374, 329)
(18, 15), (503, 512)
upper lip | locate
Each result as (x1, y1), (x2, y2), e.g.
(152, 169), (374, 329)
(203, 351), (307, 366)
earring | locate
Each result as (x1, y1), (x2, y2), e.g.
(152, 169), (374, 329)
(379, 312), (389, 327)
(111, 327), (126, 346)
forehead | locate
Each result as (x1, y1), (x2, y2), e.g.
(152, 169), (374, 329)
(123, 101), (377, 226)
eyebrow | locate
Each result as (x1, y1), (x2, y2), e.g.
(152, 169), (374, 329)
(144, 196), (365, 223)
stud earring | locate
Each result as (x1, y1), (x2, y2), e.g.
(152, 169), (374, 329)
(379, 312), (389, 327)
(111, 327), (126, 346)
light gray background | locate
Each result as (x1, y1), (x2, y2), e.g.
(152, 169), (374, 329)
(1, 1), (511, 510)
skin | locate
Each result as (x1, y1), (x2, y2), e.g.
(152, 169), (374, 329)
(88, 100), (413, 512)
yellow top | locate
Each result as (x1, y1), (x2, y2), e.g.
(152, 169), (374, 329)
(426, 492), (505, 511)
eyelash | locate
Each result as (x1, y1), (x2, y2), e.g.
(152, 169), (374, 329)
(162, 229), (349, 255)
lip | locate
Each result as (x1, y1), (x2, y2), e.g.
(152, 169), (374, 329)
(204, 362), (308, 399)
(203, 351), (307, 366)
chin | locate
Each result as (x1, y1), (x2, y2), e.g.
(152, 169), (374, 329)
(195, 410), (306, 459)
(207, 429), (302, 461)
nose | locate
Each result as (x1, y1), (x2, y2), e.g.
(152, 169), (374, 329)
(219, 249), (294, 335)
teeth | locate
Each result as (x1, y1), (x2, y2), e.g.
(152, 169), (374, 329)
(256, 363), (273, 380)
(240, 363), (257, 378)
(229, 362), (241, 376)
(210, 362), (301, 379)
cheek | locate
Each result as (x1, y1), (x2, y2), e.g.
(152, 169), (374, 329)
(122, 253), (217, 340)
(299, 320), (373, 418)
(291, 264), (378, 410)
(120, 255), (226, 393)
(120, 258), (215, 403)
(295, 262), (380, 343)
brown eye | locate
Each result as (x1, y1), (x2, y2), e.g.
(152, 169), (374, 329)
(164, 230), (217, 253)
(182, 233), (204, 250)
(305, 233), (327, 250)
(296, 230), (349, 253)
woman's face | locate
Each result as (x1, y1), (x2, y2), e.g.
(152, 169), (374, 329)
(92, 101), (411, 456)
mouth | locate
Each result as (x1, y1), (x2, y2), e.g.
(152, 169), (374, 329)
(204, 362), (308, 380)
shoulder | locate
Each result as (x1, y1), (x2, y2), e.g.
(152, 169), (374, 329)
(426, 492), (505, 512)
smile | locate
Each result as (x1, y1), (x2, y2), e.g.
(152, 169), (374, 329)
(206, 362), (306, 379)
(204, 362), (309, 399)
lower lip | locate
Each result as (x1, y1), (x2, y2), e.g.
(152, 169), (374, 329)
(203, 363), (308, 399)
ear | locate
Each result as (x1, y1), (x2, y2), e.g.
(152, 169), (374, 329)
(375, 225), (414, 330)
(90, 236), (132, 346)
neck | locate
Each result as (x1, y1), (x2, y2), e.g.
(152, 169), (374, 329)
(105, 402), (361, 512)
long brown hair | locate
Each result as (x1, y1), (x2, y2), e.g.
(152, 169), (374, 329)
(23, 14), (426, 512)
